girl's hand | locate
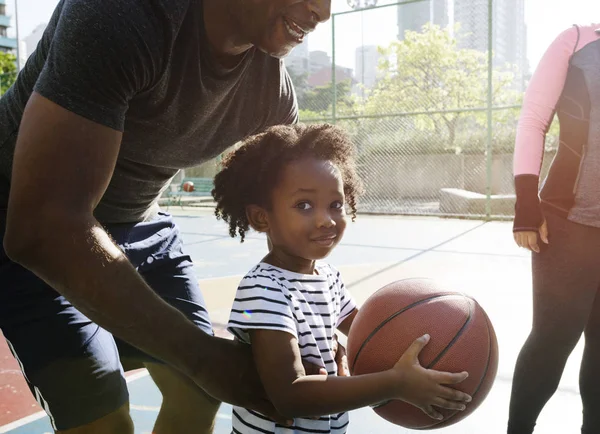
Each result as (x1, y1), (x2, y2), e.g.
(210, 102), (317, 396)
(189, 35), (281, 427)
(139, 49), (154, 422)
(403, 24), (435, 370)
(390, 334), (472, 420)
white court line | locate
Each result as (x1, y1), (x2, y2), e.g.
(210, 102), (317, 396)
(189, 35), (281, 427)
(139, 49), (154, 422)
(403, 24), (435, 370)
(130, 404), (232, 420)
(0, 370), (150, 433)
(194, 262), (391, 283)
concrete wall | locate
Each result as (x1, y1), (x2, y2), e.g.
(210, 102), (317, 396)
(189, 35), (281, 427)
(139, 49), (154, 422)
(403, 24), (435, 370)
(358, 151), (555, 199)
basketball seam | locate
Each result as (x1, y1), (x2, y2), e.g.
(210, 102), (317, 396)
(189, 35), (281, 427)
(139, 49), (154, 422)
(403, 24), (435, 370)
(427, 297), (495, 429)
(421, 296), (475, 428)
(350, 293), (466, 413)
(349, 293), (464, 373)
(375, 301), (474, 419)
(425, 298), (473, 369)
(353, 294), (494, 430)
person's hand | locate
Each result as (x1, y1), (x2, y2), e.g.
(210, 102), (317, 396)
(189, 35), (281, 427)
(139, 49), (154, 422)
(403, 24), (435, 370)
(332, 333), (350, 376)
(301, 351), (330, 421)
(513, 219), (548, 253)
(302, 359), (328, 376)
(389, 334), (472, 420)
(301, 334), (349, 377)
(300, 335), (349, 421)
(193, 336), (292, 426)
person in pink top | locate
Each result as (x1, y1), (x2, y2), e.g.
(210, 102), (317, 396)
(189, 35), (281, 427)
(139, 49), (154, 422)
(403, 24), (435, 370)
(510, 24), (600, 433)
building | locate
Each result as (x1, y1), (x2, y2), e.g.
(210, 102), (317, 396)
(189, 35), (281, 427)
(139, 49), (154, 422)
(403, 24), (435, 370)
(0, 0), (16, 53)
(24, 23), (47, 58)
(454, 0), (527, 78)
(396, 0), (528, 88)
(284, 38), (309, 78)
(309, 50), (331, 75)
(397, 0), (449, 39)
(307, 65), (355, 88)
(354, 45), (382, 97)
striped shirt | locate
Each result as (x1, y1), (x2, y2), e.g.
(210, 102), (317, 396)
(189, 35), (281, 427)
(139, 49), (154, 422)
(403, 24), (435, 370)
(227, 262), (357, 434)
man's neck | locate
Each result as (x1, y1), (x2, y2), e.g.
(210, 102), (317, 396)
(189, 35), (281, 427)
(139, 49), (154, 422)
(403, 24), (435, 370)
(203, 0), (253, 67)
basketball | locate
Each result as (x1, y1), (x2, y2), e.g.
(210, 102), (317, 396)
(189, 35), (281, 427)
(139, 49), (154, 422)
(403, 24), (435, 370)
(347, 278), (498, 429)
(182, 181), (195, 192)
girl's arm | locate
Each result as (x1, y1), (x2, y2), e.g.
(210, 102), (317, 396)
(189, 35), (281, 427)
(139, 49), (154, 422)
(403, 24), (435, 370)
(249, 329), (471, 419)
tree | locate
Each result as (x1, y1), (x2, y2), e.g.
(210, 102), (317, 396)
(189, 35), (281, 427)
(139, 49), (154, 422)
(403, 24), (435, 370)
(0, 51), (17, 95)
(286, 67), (309, 108)
(365, 23), (521, 153)
(304, 79), (353, 113)
(288, 68), (357, 120)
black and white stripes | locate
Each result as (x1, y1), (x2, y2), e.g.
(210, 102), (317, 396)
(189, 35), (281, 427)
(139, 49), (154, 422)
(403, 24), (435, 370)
(227, 262), (356, 433)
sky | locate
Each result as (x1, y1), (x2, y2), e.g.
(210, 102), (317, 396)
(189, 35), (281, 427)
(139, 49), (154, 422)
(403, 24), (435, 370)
(9, 0), (600, 72)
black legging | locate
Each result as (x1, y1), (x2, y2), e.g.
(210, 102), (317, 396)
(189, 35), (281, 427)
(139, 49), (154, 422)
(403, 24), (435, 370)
(508, 212), (600, 434)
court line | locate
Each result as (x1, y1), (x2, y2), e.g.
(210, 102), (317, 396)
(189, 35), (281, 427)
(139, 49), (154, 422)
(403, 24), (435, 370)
(130, 404), (233, 420)
(0, 221), (516, 433)
(347, 222), (488, 289)
(0, 371), (150, 433)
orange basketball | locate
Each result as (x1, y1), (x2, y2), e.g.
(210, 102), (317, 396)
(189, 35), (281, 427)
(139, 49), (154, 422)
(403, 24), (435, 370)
(182, 181), (195, 192)
(347, 278), (498, 429)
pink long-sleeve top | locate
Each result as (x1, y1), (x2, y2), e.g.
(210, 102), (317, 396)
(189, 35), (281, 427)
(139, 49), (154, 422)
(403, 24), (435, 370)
(513, 24), (600, 231)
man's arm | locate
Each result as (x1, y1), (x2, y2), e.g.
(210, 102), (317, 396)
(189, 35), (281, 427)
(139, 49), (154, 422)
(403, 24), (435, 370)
(4, 93), (205, 374)
(3, 94), (278, 419)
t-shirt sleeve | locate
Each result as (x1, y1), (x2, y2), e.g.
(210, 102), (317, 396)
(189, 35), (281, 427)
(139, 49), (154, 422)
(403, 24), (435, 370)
(227, 271), (297, 344)
(33, 0), (166, 132)
(277, 63), (299, 125)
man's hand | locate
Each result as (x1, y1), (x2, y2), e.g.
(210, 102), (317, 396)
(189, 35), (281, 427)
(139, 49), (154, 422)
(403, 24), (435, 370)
(332, 334), (350, 376)
(300, 335), (349, 421)
(205, 332), (349, 423)
(301, 334), (349, 377)
(193, 336), (292, 425)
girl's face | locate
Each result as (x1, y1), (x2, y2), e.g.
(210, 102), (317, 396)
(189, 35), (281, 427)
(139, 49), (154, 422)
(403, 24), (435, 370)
(264, 157), (347, 269)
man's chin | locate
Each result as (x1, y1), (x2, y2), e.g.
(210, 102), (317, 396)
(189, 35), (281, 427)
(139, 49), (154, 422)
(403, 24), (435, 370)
(255, 41), (296, 59)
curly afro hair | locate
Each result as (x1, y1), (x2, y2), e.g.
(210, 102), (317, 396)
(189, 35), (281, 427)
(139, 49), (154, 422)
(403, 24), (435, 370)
(212, 123), (364, 242)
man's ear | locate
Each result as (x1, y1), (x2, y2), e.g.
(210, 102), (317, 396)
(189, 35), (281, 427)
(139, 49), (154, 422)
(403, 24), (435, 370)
(246, 204), (269, 233)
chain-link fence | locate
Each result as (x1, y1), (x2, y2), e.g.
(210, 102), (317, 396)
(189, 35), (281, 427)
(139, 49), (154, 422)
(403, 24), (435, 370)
(187, 0), (556, 219)
(292, 0), (554, 220)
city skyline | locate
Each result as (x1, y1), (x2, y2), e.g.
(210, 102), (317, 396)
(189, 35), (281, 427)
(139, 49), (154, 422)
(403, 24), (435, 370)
(9, 0), (600, 73)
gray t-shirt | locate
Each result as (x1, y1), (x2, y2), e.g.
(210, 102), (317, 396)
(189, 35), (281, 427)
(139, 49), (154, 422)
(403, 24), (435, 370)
(0, 0), (297, 223)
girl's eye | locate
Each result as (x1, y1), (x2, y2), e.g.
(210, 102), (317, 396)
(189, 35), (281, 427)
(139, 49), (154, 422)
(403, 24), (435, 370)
(296, 202), (312, 210)
(331, 201), (344, 209)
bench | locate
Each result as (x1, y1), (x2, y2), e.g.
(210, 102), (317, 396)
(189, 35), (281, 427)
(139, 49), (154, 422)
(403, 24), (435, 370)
(166, 177), (214, 208)
(439, 188), (515, 215)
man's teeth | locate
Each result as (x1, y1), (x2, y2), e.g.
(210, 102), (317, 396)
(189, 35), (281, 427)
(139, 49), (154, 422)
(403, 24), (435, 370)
(284, 21), (304, 39)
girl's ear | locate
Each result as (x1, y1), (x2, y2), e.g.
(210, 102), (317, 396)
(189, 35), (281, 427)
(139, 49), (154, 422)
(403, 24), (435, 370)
(246, 204), (269, 233)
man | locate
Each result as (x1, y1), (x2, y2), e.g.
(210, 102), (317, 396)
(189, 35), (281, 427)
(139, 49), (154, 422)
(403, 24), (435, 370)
(0, 0), (333, 432)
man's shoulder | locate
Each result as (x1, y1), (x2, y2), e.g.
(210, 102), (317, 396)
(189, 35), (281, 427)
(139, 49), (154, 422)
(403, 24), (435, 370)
(244, 52), (298, 127)
(61, 0), (193, 37)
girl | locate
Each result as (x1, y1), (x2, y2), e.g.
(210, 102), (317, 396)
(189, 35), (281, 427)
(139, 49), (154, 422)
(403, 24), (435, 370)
(212, 123), (471, 433)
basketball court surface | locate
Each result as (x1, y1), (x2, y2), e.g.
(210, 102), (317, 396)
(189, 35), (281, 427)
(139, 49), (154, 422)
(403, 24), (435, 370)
(0, 208), (585, 433)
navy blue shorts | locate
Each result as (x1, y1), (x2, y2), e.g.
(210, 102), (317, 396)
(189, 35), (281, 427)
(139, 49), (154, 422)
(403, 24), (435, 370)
(0, 209), (213, 431)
